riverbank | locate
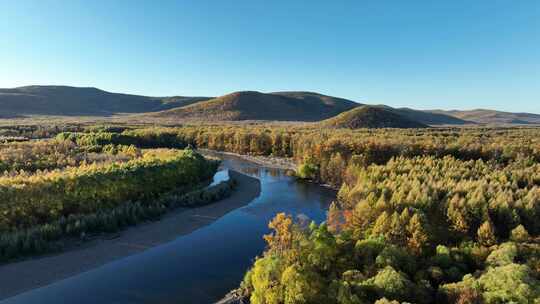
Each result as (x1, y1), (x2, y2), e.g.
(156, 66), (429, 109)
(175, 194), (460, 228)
(198, 149), (296, 171)
(0, 170), (261, 300)
(216, 288), (248, 304)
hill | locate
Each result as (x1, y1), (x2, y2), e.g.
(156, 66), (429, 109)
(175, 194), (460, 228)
(430, 109), (540, 125)
(1, 85), (537, 126)
(320, 105), (428, 129)
(148, 91), (359, 121)
(393, 107), (472, 125)
(272, 91), (360, 112)
(0, 86), (210, 117)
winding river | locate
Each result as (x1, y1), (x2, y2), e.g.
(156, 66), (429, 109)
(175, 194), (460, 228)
(1, 152), (335, 304)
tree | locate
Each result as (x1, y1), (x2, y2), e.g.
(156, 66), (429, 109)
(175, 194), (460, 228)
(455, 288), (484, 304)
(297, 158), (318, 180)
(355, 237), (386, 273)
(264, 213), (294, 256)
(372, 212), (391, 239)
(447, 194), (470, 235)
(478, 263), (540, 304)
(334, 280), (364, 304)
(326, 152), (347, 186)
(307, 223), (338, 272)
(280, 264), (325, 304)
(477, 221), (496, 247)
(388, 212), (405, 245)
(328, 202), (344, 233)
(510, 225), (530, 242)
(406, 213), (429, 255)
(367, 266), (413, 301)
(485, 242), (517, 267)
(249, 256), (284, 304)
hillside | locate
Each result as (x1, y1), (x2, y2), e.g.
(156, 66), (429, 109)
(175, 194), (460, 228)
(394, 107), (472, 125)
(0, 86), (210, 117)
(272, 91), (360, 112)
(430, 109), (540, 125)
(1, 86), (537, 126)
(320, 105), (428, 129)
(149, 91), (360, 121)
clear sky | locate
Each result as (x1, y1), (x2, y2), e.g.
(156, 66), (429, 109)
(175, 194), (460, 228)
(1, 1), (539, 113)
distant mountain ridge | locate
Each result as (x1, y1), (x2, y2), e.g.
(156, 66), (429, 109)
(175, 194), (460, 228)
(394, 107), (474, 125)
(429, 109), (540, 125)
(149, 91), (359, 121)
(0, 85), (538, 126)
(0, 85), (210, 116)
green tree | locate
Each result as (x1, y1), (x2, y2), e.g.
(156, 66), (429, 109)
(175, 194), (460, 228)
(478, 263), (540, 304)
(367, 266), (414, 301)
(297, 159), (319, 180)
(510, 225), (530, 242)
(485, 242), (517, 267)
(307, 223), (339, 272)
(249, 256), (284, 304)
(281, 264), (325, 304)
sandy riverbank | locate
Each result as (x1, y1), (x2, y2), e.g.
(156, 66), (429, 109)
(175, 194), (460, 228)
(0, 170), (261, 300)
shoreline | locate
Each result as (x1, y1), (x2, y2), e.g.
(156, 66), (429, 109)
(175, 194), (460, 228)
(0, 170), (261, 300)
(216, 288), (248, 304)
(198, 149), (296, 171)
(201, 149), (340, 191)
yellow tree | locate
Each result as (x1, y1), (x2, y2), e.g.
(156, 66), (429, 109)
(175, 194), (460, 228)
(477, 220), (496, 246)
(327, 202), (343, 233)
(264, 213), (294, 256)
(407, 213), (429, 255)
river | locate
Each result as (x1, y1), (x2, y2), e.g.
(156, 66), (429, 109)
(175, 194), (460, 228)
(1, 151), (335, 304)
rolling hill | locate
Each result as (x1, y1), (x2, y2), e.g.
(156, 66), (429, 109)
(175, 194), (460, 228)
(394, 107), (472, 125)
(320, 105), (428, 129)
(148, 91), (360, 121)
(430, 109), (540, 125)
(0, 86), (210, 117)
(0, 85), (537, 126)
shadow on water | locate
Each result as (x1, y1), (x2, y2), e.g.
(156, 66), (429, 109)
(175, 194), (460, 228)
(1, 151), (335, 304)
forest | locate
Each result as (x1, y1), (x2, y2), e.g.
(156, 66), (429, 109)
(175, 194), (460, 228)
(55, 125), (540, 186)
(2, 123), (540, 303)
(62, 124), (538, 304)
(0, 135), (237, 261)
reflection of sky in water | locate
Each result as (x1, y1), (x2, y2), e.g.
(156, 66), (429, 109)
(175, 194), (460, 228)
(208, 169), (229, 187)
(4, 152), (335, 304)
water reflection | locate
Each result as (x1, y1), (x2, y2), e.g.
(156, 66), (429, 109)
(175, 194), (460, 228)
(208, 169), (229, 187)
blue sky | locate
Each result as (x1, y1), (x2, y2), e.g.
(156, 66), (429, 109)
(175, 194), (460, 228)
(1, 1), (539, 112)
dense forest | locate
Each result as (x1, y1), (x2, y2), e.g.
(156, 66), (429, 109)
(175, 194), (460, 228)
(53, 125), (540, 303)
(3, 124), (540, 302)
(239, 156), (540, 303)
(0, 137), (236, 261)
(56, 125), (540, 186)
